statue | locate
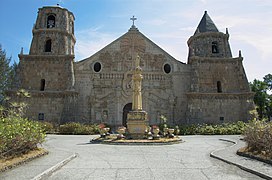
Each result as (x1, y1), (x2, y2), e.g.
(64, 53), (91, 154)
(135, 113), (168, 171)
(135, 55), (140, 67)
(132, 55), (143, 111)
(126, 54), (148, 138)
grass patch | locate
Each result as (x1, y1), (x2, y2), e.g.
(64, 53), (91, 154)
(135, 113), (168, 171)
(237, 147), (272, 165)
(0, 148), (48, 172)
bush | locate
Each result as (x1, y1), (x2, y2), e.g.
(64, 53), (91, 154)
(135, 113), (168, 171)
(0, 90), (46, 159)
(179, 124), (198, 135)
(178, 121), (247, 135)
(243, 120), (272, 157)
(40, 121), (54, 133)
(59, 122), (99, 135)
(0, 116), (46, 158)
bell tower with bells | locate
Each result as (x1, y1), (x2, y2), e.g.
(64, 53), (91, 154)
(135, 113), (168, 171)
(29, 5), (75, 56)
(19, 5), (76, 91)
(17, 5), (77, 123)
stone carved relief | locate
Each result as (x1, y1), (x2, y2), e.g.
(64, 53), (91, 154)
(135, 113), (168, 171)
(95, 51), (167, 73)
(142, 53), (166, 71)
(122, 71), (133, 98)
(98, 51), (113, 69)
(152, 54), (165, 69)
(148, 91), (175, 109)
(120, 33), (146, 54)
(147, 91), (176, 124)
(89, 91), (115, 108)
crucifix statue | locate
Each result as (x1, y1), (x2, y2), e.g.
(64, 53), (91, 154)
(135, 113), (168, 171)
(130, 15), (137, 26)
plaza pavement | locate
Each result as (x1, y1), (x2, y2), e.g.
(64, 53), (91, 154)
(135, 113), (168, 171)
(0, 135), (271, 180)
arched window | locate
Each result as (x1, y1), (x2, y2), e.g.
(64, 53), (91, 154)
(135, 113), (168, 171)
(45, 39), (52, 52)
(212, 41), (219, 53)
(40, 79), (45, 91)
(217, 81), (222, 93)
(47, 15), (55, 28)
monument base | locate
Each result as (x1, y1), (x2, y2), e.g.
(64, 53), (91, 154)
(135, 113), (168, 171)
(127, 111), (148, 139)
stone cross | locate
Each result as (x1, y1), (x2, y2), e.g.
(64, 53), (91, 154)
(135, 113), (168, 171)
(130, 16), (137, 26)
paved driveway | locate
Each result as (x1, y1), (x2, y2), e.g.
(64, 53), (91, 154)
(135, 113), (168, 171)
(1, 135), (263, 180)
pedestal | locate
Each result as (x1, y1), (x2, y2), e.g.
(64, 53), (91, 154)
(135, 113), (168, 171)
(127, 111), (148, 139)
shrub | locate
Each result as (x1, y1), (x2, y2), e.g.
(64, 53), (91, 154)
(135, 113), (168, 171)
(179, 124), (198, 135)
(59, 122), (99, 135)
(0, 116), (46, 158)
(177, 121), (247, 135)
(243, 120), (272, 157)
(40, 121), (54, 133)
(0, 90), (45, 159)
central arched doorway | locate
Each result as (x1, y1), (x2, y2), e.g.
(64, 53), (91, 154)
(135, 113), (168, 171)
(122, 103), (132, 127)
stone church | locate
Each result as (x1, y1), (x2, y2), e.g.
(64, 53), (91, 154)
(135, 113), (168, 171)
(14, 5), (254, 128)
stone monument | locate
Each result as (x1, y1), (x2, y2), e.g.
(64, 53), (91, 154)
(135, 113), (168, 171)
(126, 55), (149, 138)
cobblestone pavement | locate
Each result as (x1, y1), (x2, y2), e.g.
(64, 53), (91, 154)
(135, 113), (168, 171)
(0, 135), (267, 180)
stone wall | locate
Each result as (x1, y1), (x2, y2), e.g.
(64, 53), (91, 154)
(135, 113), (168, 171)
(189, 57), (250, 93)
(8, 91), (78, 125)
(18, 55), (75, 91)
(187, 32), (232, 58)
(186, 93), (255, 124)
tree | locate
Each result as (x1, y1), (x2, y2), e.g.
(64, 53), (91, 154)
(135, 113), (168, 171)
(0, 44), (16, 104)
(250, 74), (272, 119)
(263, 74), (272, 119)
(263, 74), (272, 90)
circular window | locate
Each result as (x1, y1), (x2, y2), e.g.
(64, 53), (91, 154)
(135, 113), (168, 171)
(93, 62), (102, 72)
(163, 64), (171, 74)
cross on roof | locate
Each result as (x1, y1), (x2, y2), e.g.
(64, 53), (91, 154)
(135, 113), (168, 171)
(130, 15), (137, 26)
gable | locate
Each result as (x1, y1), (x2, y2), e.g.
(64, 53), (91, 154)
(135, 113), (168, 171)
(75, 27), (186, 73)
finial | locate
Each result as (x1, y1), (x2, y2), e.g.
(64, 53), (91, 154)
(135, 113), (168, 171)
(130, 15), (137, 27)
(226, 28), (229, 34)
(239, 50), (242, 57)
(204, 10), (207, 14)
(20, 47), (23, 55)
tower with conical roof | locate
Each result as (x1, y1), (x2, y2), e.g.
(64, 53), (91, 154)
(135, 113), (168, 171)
(188, 11), (232, 59)
(186, 11), (254, 124)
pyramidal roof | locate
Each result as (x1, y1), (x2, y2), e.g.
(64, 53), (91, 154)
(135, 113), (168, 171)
(194, 11), (219, 35)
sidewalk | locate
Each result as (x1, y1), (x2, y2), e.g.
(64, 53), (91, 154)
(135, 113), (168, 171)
(0, 142), (75, 180)
(211, 136), (272, 180)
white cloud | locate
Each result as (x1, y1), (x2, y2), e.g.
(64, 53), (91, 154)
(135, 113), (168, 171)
(74, 27), (118, 61)
(234, 33), (272, 60)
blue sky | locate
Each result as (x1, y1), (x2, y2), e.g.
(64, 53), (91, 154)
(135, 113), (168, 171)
(0, 0), (271, 81)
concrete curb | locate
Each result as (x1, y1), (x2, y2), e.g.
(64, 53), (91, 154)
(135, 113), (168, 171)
(90, 137), (183, 146)
(210, 138), (272, 180)
(0, 149), (49, 173)
(237, 150), (272, 166)
(31, 153), (77, 180)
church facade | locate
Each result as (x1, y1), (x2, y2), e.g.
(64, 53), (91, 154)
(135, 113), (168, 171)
(14, 6), (254, 128)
